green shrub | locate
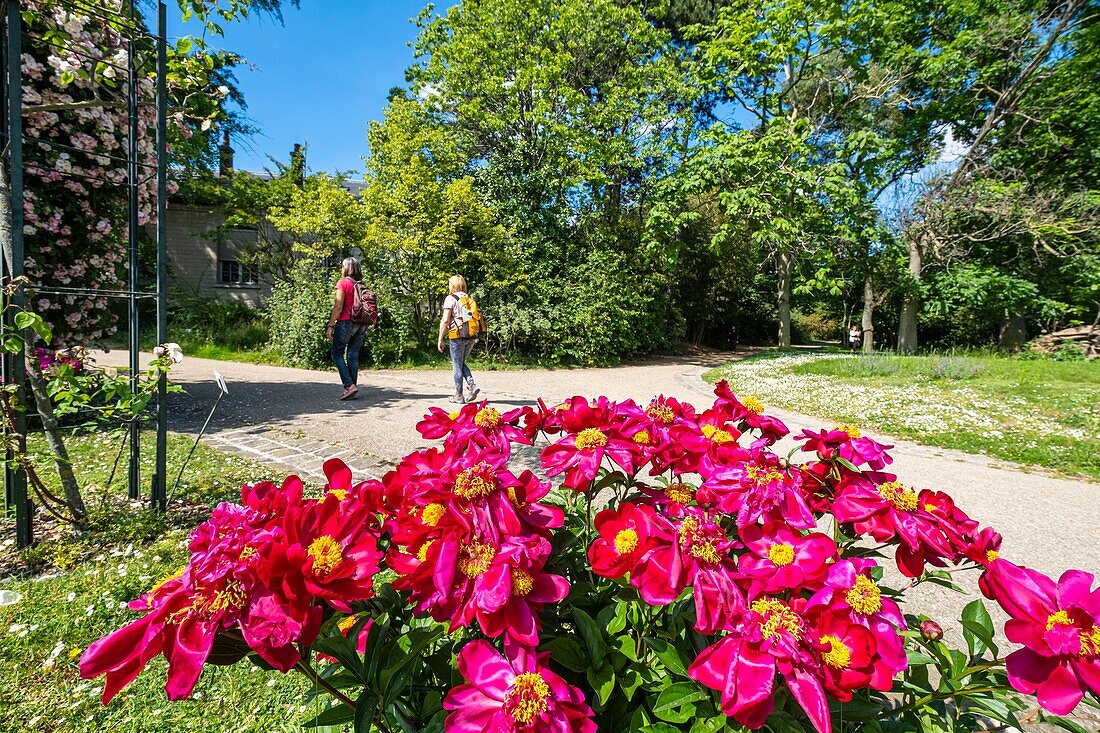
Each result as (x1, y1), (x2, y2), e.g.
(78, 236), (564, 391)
(265, 260), (335, 369)
(167, 292), (269, 350)
(791, 307), (841, 343)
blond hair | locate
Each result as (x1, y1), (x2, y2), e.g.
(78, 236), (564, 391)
(448, 274), (467, 293)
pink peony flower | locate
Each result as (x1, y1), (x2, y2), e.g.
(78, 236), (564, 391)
(983, 561), (1100, 715)
(443, 639), (596, 733)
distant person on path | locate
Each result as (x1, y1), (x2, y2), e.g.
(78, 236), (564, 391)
(849, 325), (862, 351)
(438, 274), (482, 404)
(325, 257), (368, 401)
(729, 324), (739, 352)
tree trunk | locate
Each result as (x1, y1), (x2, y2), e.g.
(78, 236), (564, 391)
(861, 275), (875, 354)
(897, 238), (922, 353)
(998, 312), (1028, 351)
(777, 250), (793, 347)
(0, 156), (86, 522)
(22, 341), (86, 520)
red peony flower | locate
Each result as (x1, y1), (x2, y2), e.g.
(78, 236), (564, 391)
(689, 595), (830, 733)
(540, 396), (635, 491)
(276, 493), (384, 613)
(805, 559), (908, 678)
(832, 472), (956, 577)
(588, 502), (664, 579)
(471, 535), (570, 645)
(738, 521), (837, 595)
(702, 451), (815, 530)
(796, 425), (892, 470)
(631, 508), (744, 633)
(982, 561), (1100, 715)
(443, 640), (596, 733)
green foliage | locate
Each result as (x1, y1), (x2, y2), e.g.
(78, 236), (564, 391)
(265, 260), (336, 369)
(167, 292), (269, 352)
(0, 430), (315, 732)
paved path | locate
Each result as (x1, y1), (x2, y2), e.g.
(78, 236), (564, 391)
(102, 349), (1100, 683)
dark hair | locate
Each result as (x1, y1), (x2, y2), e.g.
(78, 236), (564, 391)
(341, 257), (362, 282)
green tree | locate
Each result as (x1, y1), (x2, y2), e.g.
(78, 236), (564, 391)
(897, 0), (1094, 351)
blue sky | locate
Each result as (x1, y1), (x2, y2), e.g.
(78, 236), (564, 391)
(173, 1), (454, 175)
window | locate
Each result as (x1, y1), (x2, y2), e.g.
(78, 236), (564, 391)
(219, 259), (259, 285)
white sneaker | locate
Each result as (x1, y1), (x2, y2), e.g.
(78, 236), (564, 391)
(448, 394), (464, 404)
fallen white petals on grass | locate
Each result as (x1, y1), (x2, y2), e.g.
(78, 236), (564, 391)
(716, 354), (1074, 439)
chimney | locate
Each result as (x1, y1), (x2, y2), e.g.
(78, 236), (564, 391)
(218, 129), (235, 177)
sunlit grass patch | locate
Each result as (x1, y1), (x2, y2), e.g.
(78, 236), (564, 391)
(704, 352), (1100, 480)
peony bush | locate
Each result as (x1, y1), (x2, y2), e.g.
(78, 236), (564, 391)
(80, 384), (1099, 732)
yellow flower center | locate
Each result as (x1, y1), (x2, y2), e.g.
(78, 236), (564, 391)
(474, 407), (501, 428)
(614, 528), (639, 554)
(1080, 627), (1100, 657)
(752, 598), (802, 640)
(1047, 610), (1074, 630)
(746, 463), (784, 487)
(239, 546), (256, 560)
(923, 503), (937, 512)
(511, 568), (534, 596)
(664, 483), (693, 505)
(457, 541), (496, 578)
(701, 424), (735, 444)
(632, 430), (651, 445)
(416, 540), (433, 562)
(820, 635), (852, 669)
(307, 536), (343, 577)
(846, 575), (883, 615)
(421, 502), (446, 526)
(679, 516), (723, 565)
(575, 428), (608, 450)
(835, 424), (862, 439)
(877, 481), (918, 512)
(328, 488), (348, 501)
(506, 672), (551, 724)
(768, 543), (795, 567)
(742, 396), (764, 414)
(338, 615), (358, 634)
(454, 462), (498, 500)
(448, 410), (461, 420)
(986, 550), (1000, 563)
(646, 403), (675, 424)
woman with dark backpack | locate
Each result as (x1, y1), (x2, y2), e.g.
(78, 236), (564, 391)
(324, 257), (370, 401)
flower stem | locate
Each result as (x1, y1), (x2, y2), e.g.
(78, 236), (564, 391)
(880, 686), (1002, 719)
(294, 657), (358, 711)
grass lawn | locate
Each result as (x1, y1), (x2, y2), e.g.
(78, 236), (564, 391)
(0, 431), (328, 732)
(703, 351), (1100, 481)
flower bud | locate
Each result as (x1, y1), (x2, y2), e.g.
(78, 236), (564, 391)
(920, 620), (943, 641)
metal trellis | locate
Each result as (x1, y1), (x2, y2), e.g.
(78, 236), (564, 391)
(1, 0), (170, 546)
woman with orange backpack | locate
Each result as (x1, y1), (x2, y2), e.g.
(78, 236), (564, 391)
(437, 274), (483, 404)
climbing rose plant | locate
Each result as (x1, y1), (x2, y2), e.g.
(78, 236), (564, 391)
(81, 384), (1100, 731)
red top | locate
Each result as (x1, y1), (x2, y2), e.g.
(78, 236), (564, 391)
(337, 277), (356, 321)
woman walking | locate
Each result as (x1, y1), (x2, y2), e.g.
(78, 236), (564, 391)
(325, 257), (368, 401)
(437, 274), (481, 404)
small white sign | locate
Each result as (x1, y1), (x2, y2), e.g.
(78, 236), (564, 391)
(213, 370), (229, 395)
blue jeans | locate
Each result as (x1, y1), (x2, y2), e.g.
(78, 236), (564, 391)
(332, 320), (367, 389)
(449, 337), (477, 395)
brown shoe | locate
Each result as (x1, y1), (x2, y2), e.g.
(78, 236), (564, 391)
(339, 386), (358, 401)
